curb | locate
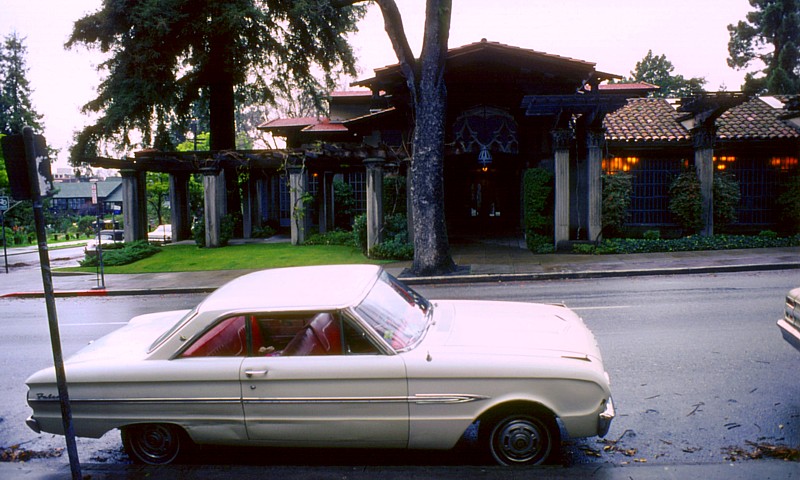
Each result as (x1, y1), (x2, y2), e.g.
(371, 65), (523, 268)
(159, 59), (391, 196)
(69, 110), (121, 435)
(400, 262), (800, 285)
(3, 262), (798, 298)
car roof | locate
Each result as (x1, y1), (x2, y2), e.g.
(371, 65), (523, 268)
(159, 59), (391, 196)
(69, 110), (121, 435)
(197, 264), (383, 313)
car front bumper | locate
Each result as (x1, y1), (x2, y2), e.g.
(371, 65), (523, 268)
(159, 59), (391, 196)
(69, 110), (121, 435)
(597, 396), (615, 437)
(778, 319), (800, 352)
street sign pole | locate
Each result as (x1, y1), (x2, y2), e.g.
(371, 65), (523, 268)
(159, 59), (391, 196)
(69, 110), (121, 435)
(21, 127), (82, 479)
(1, 210), (7, 274)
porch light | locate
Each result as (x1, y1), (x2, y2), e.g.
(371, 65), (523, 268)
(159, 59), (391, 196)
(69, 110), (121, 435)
(478, 146), (492, 168)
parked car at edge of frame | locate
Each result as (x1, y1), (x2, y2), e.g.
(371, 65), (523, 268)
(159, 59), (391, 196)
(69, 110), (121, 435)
(25, 264), (614, 466)
(147, 224), (172, 243)
(778, 287), (800, 352)
(84, 229), (124, 255)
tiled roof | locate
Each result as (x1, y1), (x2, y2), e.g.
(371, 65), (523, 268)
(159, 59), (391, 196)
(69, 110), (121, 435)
(257, 117), (320, 130)
(604, 96), (800, 143)
(717, 97), (800, 140)
(301, 120), (348, 133)
(604, 98), (690, 143)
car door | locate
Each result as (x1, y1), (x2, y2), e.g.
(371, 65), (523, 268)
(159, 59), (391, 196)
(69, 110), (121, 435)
(240, 312), (409, 448)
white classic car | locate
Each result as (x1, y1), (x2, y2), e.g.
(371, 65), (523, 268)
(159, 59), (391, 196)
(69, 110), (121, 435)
(26, 265), (614, 466)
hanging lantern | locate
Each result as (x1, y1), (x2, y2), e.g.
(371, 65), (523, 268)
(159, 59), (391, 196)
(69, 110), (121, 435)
(478, 145), (492, 170)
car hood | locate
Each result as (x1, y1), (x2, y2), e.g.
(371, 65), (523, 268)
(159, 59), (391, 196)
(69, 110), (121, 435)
(428, 300), (603, 361)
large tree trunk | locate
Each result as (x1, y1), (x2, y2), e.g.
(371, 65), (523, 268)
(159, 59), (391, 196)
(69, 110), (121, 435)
(339, 0), (456, 275)
(410, 2), (455, 275)
(208, 36), (241, 226)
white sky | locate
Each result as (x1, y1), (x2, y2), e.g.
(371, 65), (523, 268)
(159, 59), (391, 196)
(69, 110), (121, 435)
(0, 0), (755, 168)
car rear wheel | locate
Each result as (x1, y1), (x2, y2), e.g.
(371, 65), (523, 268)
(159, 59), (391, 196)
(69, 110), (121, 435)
(483, 412), (558, 466)
(121, 423), (191, 465)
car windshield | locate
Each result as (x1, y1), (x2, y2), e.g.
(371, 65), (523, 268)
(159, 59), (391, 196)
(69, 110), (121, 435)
(354, 271), (432, 351)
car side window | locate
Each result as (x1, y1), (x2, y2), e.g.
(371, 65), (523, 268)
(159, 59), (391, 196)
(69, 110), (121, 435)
(250, 313), (378, 357)
(180, 315), (248, 357)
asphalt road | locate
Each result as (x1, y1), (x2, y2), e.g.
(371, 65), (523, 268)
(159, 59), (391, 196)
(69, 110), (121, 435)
(0, 269), (797, 471)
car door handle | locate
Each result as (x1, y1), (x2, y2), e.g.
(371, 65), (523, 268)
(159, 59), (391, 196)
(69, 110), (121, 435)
(244, 369), (268, 377)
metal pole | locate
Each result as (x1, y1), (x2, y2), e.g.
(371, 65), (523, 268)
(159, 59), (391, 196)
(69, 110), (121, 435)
(2, 212), (7, 273)
(22, 127), (82, 479)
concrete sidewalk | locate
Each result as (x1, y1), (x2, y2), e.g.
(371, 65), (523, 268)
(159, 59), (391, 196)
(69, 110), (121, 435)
(1, 243), (798, 298)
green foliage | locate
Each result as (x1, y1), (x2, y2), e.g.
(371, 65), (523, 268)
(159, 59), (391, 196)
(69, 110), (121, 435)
(352, 213), (413, 260)
(251, 224), (276, 239)
(0, 33), (44, 135)
(727, 0), (800, 94)
(383, 175), (407, 216)
(146, 172), (171, 226)
(0, 133), (7, 189)
(192, 214), (238, 247)
(304, 229), (356, 246)
(80, 240), (160, 267)
(777, 173), (800, 234)
(192, 217), (206, 247)
(643, 230), (661, 240)
(574, 233), (800, 255)
(522, 168), (554, 253)
(713, 171), (741, 227)
(602, 173), (633, 236)
(333, 179), (356, 229)
(668, 170), (740, 232)
(176, 132), (210, 152)
(625, 50), (706, 97)
(66, 0), (366, 161)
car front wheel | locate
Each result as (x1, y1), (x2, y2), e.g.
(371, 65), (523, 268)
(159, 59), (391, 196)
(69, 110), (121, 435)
(121, 423), (191, 465)
(483, 412), (558, 466)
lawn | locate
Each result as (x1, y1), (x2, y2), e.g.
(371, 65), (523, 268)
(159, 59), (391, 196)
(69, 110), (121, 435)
(76, 242), (386, 274)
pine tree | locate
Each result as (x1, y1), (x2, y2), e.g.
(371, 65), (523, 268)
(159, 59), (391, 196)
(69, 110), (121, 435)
(0, 32), (44, 135)
(727, 0), (800, 94)
(627, 50), (706, 97)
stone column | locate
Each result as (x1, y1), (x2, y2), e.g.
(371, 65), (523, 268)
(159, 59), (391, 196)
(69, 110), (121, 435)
(201, 166), (225, 247)
(168, 172), (191, 241)
(693, 124), (716, 236)
(364, 157), (385, 253)
(120, 169), (147, 243)
(287, 165), (308, 245)
(586, 128), (605, 242)
(241, 174), (256, 239)
(552, 128), (573, 248)
(318, 172), (332, 234)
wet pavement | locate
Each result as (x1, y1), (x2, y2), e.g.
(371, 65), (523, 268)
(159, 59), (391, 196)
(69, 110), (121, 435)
(1, 240), (798, 478)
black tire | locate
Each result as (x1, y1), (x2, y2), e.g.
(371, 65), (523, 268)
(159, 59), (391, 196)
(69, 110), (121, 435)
(482, 412), (559, 466)
(121, 423), (192, 465)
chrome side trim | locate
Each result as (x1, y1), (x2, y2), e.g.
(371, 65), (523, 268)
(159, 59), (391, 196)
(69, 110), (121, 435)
(30, 393), (489, 406)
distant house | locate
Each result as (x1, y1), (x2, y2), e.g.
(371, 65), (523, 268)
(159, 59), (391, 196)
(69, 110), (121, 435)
(50, 178), (123, 216)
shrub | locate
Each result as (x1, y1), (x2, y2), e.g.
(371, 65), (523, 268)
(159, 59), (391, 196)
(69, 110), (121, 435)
(523, 168), (554, 253)
(352, 214), (367, 253)
(352, 213), (413, 259)
(383, 175), (407, 216)
(80, 240), (160, 267)
(602, 173), (633, 236)
(643, 230), (661, 240)
(251, 225), (276, 239)
(777, 173), (800, 235)
(669, 171), (703, 231)
(576, 233), (800, 254)
(669, 170), (741, 232)
(193, 218), (206, 247)
(333, 180), (356, 229)
(304, 229), (356, 246)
